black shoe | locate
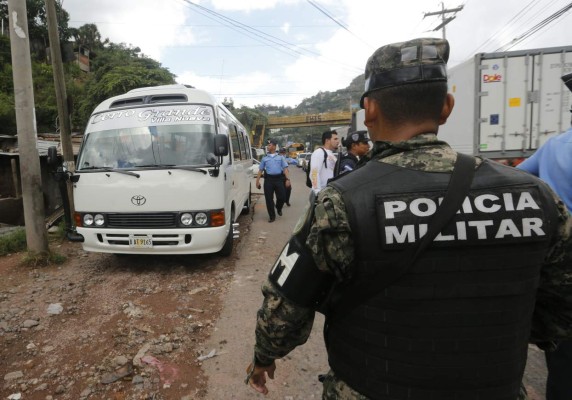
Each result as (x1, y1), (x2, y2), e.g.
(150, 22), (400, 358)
(286, 202), (291, 207)
(277, 209), (282, 216)
(268, 217), (275, 223)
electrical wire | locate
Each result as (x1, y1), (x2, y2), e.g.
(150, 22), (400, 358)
(306, 0), (349, 31)
(176, 0), (363, 74)
(306, 0), (373, 49)
(465, 0), (538, 55)
(495, 2), (572, 51)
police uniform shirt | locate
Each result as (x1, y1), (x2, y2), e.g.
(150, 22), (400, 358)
(260, 153), (288, 175)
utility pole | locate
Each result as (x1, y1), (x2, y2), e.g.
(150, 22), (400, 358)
(424, 2), (464, 39)
(45, 0), (75, 213)
(7, 0), (49, 254)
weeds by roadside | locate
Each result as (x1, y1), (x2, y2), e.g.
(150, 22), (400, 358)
(0, 228), (26, 256)
(0, 226), (67, 266)
(22, 250), (66, 267)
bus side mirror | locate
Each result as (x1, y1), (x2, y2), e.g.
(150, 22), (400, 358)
(47, 146), (59, 168)
(214, 134), (229, 156)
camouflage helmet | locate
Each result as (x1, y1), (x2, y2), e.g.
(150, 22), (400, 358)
(360, 37), (450, 108)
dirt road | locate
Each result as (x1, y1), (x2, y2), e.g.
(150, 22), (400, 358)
(1, 166), (549, 400)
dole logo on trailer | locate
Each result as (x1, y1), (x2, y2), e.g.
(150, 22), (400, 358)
(483, 74), (502, 83)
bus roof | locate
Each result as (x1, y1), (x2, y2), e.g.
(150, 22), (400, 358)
(91, 84), (221, 114)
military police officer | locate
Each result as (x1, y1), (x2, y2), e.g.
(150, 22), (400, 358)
(335, 130), (370, 176)
(246, 38), (572, 399)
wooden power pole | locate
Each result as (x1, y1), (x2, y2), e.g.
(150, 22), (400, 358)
(45, 0), (75, 214)
(424, 2), (464, 40)
(7, 0), (49, 254)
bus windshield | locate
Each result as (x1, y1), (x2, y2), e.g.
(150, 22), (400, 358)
(77, 124), (216, 170)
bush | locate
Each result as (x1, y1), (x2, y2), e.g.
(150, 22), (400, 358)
(0, 228), (27, 256)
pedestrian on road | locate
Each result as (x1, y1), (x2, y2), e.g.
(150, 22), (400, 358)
(256, 139), (290, 222)
(517, 72), (572, 400)
(246, 37), (572, 400)
(334, 130), (370, 176)
(309, 130), (339, 193)
(279, 147), (293, 206)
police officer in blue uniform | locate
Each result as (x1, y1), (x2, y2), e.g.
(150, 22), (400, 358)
(256, 139), (291, 222)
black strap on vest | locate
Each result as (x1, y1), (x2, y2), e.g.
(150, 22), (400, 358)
(327, 153), (476, 322)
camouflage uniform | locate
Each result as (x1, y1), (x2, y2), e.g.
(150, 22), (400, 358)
(254, 37), (572, 400)
(254, 134), (572, 400)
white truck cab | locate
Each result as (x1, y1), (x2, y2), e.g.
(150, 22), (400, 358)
(69, 84), (252, 256)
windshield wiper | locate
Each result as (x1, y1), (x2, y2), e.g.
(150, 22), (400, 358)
(79, 166), (140, 178)
(137, 164), (208, 175)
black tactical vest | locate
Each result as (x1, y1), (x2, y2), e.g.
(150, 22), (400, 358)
(327, 158), (560, 400)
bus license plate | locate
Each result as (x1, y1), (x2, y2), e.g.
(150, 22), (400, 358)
(129, 235), (153, 248)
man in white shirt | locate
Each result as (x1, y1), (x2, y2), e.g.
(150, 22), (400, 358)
(309, 130), (339, 193)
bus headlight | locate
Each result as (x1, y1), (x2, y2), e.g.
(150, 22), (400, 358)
(180, 213), (193, 226)
(83, 214), (94, 226)
(94, 214), (105, 226)
(195, 212), (208, 226)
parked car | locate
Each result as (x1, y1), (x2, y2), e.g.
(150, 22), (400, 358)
(297, 153), (308, 169)
(248, 159), (260, 178)
(252, 148), (266, 161)
(301, 153), (312, 171)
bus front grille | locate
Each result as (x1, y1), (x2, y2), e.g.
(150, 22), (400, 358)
(107, 213), (177, 228)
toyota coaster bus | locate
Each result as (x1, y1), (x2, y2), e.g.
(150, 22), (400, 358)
(58, 84), (252, 256)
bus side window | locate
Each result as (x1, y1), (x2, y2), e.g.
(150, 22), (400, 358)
(239, 131), (248, 160)
(230, 125), (241, 161)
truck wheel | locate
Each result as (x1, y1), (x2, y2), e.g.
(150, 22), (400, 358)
(241, 189), (251, 215)
(219, 209), (235, 257)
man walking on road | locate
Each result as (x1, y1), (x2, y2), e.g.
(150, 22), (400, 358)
(246, 37), (572, 399)
(309, 130), (339, 193)
(256, 139), (290, 223)
(517, 72), (572, 400)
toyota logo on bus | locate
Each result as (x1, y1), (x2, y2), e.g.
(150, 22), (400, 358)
(131, 195), (147, 206)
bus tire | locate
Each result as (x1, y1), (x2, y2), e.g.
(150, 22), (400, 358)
(219, 209), (235, 257)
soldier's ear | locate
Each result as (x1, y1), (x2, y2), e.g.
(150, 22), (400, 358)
(363, 97), (378, 129)
(438, 93), (455, 125)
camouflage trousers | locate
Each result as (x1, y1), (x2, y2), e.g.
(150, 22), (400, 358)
(322, 369), (529, 400)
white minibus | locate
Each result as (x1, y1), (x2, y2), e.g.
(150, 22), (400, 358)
(65, 84), (252, 256)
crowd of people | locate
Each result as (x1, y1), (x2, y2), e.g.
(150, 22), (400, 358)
(247, 37), (572, 400)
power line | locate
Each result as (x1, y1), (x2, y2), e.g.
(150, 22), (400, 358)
(306, 0), (349, 31)
(176, 0), (362, 74)
(306, 0), (373, 49)
(466, 0), (538, 55)
(495, 2), (572, 51)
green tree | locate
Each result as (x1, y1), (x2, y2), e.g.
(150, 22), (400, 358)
(69, 23), (103, 50)
(233, 106), (267, 133)
(0, 0), (72, 60)
(76, 44), (175, 124)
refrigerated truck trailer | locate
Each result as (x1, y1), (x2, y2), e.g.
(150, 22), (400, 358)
(439, 45), (572, 164)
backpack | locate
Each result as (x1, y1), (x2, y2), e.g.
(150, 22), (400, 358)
(305, 148), (328, 188)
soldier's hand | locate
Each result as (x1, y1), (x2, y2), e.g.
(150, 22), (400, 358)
(256, 182), (261, 190)
(245, 361), (276, 395)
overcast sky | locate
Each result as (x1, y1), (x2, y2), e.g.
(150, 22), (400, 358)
(60, 0), (572, 108)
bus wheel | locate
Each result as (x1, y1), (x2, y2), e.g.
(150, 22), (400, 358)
(219, 209), (235, 257)
(241, 189), (251, 215)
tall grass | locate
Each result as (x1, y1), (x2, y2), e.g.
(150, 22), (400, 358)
(0, 229), (27, 256)
(0, 228), (67, 266)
